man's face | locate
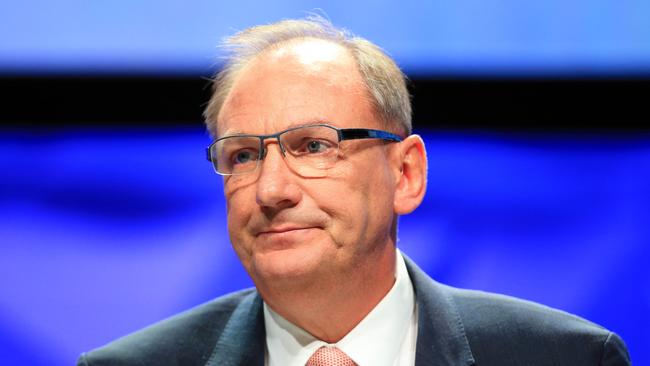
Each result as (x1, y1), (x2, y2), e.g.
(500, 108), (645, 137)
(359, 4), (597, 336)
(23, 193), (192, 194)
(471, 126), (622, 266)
(217, 39), (401, 291)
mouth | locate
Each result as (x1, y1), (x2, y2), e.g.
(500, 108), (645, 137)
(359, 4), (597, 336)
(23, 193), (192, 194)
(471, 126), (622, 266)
(257, 226), (319, 237)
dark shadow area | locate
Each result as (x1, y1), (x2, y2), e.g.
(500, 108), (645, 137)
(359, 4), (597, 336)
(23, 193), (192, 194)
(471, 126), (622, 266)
(2, 75), (649, 130)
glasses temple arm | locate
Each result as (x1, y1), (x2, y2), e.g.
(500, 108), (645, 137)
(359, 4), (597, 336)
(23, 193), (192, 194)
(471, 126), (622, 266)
(340, 128), (403, 142)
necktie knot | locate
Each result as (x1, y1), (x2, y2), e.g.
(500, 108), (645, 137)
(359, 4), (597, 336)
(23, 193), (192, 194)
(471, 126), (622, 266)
(306, 346), (357, 366)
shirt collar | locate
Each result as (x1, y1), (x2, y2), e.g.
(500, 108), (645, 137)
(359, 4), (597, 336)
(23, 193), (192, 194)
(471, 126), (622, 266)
(264, 250), (416, 366)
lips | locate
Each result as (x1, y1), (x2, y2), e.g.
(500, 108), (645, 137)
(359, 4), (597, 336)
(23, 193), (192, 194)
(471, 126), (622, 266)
(249, 213), (328, 238)
(257, 226), (319, 236)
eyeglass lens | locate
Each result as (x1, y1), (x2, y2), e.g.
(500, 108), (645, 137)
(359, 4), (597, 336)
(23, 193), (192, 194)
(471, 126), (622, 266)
(212, 125), (340, 176)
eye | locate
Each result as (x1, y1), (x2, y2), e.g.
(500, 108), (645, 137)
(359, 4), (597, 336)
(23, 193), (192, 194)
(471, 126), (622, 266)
(306, 140), (328, 153)
(283, 130), (338, 157)
(231, 149), (256, 165)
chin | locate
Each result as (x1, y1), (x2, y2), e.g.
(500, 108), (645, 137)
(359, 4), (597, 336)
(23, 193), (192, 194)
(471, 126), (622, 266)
(249, 244), (330, 286)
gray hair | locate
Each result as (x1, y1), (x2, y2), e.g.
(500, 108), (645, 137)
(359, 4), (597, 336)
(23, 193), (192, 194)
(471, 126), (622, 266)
(203, 16), (412, 138)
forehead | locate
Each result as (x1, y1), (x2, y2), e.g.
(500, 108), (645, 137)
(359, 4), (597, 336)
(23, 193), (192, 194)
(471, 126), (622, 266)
(217, 39), (378, 136)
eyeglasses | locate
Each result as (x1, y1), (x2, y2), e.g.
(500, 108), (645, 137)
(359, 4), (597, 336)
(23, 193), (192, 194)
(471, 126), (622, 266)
(206, 124), (402, 177)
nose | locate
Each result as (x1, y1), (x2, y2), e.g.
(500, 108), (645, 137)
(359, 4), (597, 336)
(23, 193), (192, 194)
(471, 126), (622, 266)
(255, 143), (302, 211)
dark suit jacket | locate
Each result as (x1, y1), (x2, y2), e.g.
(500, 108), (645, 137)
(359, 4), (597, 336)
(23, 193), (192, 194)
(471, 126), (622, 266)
(78, 257), (631, 365)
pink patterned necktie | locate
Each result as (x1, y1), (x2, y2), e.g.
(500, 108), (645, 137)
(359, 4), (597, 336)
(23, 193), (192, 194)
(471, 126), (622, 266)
(305, 346), (357, 366)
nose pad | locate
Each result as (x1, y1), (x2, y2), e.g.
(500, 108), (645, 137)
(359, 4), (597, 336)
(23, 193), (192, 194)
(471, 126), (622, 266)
(260, 140), (287, 161)
(258, 142), (288, 174)
(276, 138), (287, 156)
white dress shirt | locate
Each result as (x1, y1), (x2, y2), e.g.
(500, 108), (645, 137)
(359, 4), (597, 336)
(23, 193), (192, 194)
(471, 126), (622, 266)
(264, 250), (418, 366)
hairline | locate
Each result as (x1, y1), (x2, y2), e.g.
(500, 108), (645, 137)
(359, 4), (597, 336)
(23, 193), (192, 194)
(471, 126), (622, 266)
(203, 18), (412, 139)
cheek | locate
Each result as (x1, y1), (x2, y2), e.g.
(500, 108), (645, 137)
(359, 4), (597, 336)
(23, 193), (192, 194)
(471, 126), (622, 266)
(224, 176), (256, 214)
(341, 157), (395, 230)
(224, 185), (254, 242)
(315, 168), (380, 234)
(225, 195), (256, 267)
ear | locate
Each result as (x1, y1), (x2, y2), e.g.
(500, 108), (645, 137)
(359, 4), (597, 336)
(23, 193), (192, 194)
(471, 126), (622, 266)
(393, 134), (427, 215)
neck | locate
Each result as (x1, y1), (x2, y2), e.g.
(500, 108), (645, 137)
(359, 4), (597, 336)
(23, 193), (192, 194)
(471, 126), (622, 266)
(260, 247), (396, 343)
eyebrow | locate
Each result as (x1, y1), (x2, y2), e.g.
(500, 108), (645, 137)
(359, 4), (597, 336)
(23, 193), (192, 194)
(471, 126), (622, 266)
(286, 120), (332, 129)
(219, 119), (332, 138)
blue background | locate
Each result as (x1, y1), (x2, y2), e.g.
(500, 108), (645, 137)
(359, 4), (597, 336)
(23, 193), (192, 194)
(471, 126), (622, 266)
(1, 128), (647, 365)
(1, 0), (649, 364)
(1, 0), (650, 76)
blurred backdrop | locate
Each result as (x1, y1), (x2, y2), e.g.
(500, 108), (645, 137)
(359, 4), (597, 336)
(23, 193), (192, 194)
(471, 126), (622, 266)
(1, 1), (649, 365)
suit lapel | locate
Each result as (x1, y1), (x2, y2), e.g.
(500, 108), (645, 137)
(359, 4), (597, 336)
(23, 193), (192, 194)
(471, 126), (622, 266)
(404, 256), (476, 366)
(205, 290), (266, 366)
(203, 258), (475, 366)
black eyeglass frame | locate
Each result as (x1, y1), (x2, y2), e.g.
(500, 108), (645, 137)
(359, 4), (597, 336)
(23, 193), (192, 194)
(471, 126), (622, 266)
(205, 123), (403, 175)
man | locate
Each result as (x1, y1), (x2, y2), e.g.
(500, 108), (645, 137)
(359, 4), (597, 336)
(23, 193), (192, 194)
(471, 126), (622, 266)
(78, 17), (631, 366)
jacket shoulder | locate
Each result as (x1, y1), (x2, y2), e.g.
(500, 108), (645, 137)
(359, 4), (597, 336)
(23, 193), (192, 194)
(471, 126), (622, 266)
(446, 287), (630, 366)
(78, 288), (258, 366)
